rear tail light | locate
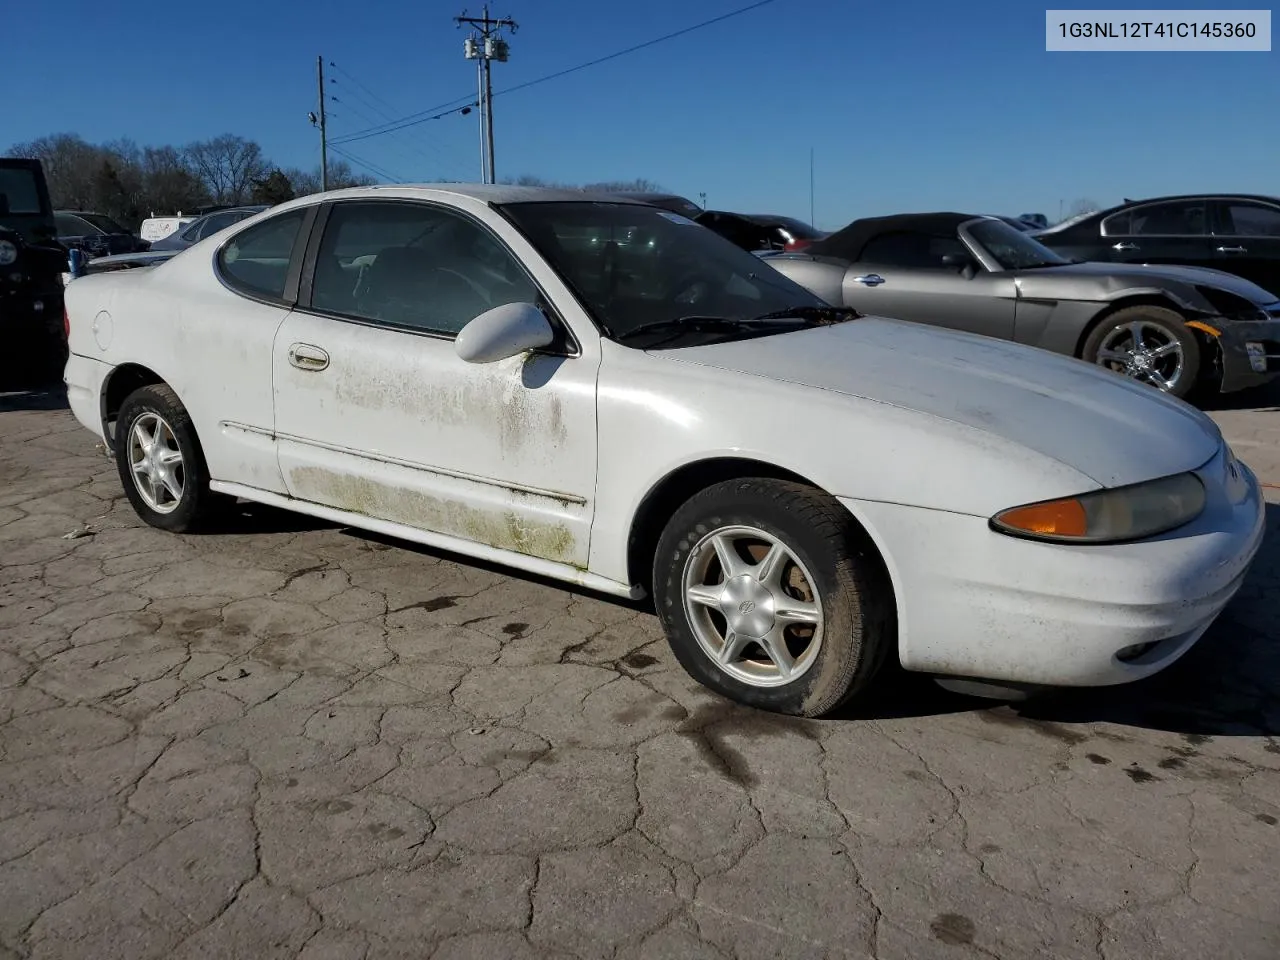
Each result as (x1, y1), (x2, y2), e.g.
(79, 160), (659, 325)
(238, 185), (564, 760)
(64, 307), (71, 340)
(784, 238), (813, 252)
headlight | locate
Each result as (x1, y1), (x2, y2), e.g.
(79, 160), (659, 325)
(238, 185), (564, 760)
(1196, 285), (1266, 322)
(991, 472), (1205, 544)
(0, 240), (17, 266)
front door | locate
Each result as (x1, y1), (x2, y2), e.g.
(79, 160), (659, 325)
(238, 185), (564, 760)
(271, 198), (599, 568)
(841, 229), (1016, 339)
(1210, 199), (1280, 297)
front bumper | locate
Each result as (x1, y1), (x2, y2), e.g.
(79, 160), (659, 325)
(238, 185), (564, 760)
(1214, 315), (1280, 393)
(842, 444), (1265, 688)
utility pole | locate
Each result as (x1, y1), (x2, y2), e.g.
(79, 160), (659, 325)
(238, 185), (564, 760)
(311, 55), (329, 191)
(809, 147), (815, 227)
(698, 192), (707, 209)
(458, 6), (517, 184)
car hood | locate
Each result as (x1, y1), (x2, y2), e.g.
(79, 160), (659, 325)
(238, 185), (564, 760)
(1024, 260), (1278, 303)
(667, 317), (1222, 489)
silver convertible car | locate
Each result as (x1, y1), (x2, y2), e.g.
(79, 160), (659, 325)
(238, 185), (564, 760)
(764, 212), (1280, 398)
(62, 186), (1264, 716)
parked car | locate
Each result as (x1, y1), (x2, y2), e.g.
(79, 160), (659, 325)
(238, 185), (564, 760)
(994, 215), (1035, 232)
(1019, 213), (1049, 230)
(62, 185), (1264, 716)
(139, 214), (197, 244)
(148, 205), (270, 251)
(1033, 194), (1280, 298)
(613, 192), (705, 219)
(765, 212), (1280, 397)
(697, 210), (826, 253)
(55, 211), (149, 258)
(1, 158), (68, 380)
(81, 250), (179, 274)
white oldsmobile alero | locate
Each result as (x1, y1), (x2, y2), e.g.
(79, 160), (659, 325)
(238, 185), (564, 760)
(62, 185), (1266, 717)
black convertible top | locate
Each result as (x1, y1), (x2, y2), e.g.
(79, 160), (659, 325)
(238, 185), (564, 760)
(806, 211), (981, 261)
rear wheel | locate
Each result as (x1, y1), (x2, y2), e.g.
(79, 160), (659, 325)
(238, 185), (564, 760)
(652, 478), (891, 717)
(1082, 305), (1201, 398)
(115, 384), (226, 532)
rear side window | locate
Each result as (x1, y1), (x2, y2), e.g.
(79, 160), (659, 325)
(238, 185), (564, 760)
(56, 213), (93, 236)
(217, 208), (308, 301)
(0, 168), (45, 214)
(1128, 201), (1207, 236)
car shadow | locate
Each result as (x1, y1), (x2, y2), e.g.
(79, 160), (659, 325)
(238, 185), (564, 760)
(0, 382), (70, 412)
(1197, 377), (1280, 412)
(197, 500), (340, 536)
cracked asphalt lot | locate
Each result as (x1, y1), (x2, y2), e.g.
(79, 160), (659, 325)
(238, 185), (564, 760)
(1, 384), (1279, 960)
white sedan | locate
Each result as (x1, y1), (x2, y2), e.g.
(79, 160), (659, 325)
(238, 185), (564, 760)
(62, 185), (1266, 717)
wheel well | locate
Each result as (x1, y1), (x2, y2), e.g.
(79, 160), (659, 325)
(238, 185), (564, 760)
(625, 457), (890, 597)
(101, 363), (166, 449)
(1073, 295), (1203, 357)
(1073, 295), (1221, 382)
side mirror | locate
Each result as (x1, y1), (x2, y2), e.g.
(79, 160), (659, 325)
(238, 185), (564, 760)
(455, 301), (555, 364)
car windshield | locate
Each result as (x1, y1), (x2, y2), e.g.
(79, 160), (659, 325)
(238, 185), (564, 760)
(966, 218), (1072, 270)
(81, 213), (128, 234)
(498, 201), (830, 342)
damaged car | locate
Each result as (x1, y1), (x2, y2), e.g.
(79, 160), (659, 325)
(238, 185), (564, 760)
(765, 212), (1280, 397)
(62, 186), (1264, 716)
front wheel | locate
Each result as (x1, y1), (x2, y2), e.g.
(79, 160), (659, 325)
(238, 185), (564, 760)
(652, 478), (891, 717)
(1081, 305), (1201, 398)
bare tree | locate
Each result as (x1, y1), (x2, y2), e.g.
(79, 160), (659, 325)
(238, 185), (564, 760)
(282, 160), (376, 198)
(184, 134), (271, 205)
(140, 146), (209, 215)
(1067, 197), (1101, 218)
(580, 177), (665, 193)
(9, 133), (109, 210)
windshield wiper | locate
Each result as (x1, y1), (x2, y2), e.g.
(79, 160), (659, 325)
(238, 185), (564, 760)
(616, 315), (803, 344)
(748, 305), (862, 324)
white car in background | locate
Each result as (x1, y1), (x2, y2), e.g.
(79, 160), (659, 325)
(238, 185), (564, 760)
(62, 185), (1265, 716)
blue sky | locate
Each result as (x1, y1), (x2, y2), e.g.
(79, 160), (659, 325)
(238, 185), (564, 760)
(10, 1), (1276, 229)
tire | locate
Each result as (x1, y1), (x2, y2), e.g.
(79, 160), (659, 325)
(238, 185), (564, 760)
(1081, 305), (1201, 399)
(114, 383), (225, 532)
(652, 478), (891, 718)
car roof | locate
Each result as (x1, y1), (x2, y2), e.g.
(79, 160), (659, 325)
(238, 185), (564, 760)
(1115, 192), (1280, 207)
(806, 211), (988, 260)
(287, 183), (654, 207)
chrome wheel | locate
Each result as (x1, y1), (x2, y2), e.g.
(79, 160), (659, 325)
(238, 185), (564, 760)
(127, 412), (185, 513)
(682, 525), (824, 688)
(1095, 320), (1184, 391)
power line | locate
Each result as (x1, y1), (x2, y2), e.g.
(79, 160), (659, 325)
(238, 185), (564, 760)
(327, 143), (404, 183)
(327, 61), (403, 120)
(497, 0), (782, 98)
(329, 0), (782, 146)
(329, 72), (475, 179)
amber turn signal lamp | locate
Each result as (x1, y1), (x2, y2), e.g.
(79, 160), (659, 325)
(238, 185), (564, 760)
(993, 498), (1088, 538)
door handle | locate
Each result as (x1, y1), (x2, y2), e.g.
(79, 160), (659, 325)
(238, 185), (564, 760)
(852, 274), (885, 286)
(1215, 245), (1248, 254)
(288, 343), (330, 371)
(1111, 241), (1140, 252)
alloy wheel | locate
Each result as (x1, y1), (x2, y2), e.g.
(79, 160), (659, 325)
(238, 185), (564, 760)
(1095, 320), (1184, 391)
(127, 412), (185, 513)
(681, 524), (824, 687)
